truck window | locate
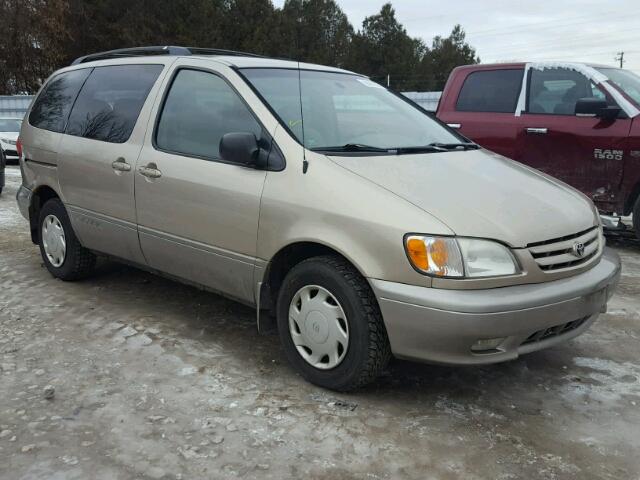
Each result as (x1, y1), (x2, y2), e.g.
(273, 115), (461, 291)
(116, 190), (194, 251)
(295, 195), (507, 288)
(155, 69), (262, 161)
(29, 69), (91, 133)
(527, 68), (604, 115)
(455, 69), (524, 113)
(596, 67), (640, 106)
(65, 64), (163, 143)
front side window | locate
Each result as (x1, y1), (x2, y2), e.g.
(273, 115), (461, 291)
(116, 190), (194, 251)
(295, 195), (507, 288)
(527, 67), (606, 115)
(29, 69), (91, 133)
(242, 69), (460, 150)
(455, 69), (524, 113)
(66, 64), (163, 143)
(597, 67), (640, 106)
(156, 69), (262, 160)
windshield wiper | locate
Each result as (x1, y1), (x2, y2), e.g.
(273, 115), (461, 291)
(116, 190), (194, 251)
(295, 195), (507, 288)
(311, 143), (392, 153)
(392, 142), (479, 154)
(313, 142), (479, 155)
(427, 142), (479, 150)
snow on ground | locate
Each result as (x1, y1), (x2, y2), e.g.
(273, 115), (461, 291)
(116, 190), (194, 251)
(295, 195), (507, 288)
(1, 164), (639, 479)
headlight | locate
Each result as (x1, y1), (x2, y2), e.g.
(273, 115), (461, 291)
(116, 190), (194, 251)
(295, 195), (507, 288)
(0, 138), (16, 145)
(405, 235), (519, 278)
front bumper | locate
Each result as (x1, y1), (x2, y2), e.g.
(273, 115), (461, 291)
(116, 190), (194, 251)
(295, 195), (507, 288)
(1, 145), (18, 160)
(16, 184), (32, 221)
(371, 248), (621, 365)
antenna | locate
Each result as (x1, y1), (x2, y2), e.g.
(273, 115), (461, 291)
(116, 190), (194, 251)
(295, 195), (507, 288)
(297, 61), (309, 174)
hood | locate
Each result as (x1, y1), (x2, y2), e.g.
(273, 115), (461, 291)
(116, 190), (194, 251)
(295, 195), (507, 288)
(329, 149), (598, 247)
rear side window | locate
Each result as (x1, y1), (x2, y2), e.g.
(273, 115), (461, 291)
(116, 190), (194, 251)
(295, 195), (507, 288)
(29, 69), (91, 133)
(66, 64), (163, 143)
(155, 69), (261, 160)
(456, 69), (524, 113)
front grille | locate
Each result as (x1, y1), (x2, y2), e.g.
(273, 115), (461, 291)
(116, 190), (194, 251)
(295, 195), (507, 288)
(522, 317), (589, 345)
(527, 227), (600, 271)
(3, 149), (17, 156)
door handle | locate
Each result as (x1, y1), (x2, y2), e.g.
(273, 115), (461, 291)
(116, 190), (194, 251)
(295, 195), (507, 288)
(447, 123), (462, 129)
(111, 158), (131, 172)
(526, 127), (548, 134)
(138, 163), (162, 179)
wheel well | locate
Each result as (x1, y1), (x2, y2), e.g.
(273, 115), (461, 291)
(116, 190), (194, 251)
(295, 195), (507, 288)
(260, 242), (356, 313)
(29, 186), (59, 244)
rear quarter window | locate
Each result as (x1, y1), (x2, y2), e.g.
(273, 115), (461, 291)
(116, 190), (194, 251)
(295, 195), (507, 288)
(29, 69), (91, 133)
(66, 64), (163, 143)
(455, 69), (524, 113)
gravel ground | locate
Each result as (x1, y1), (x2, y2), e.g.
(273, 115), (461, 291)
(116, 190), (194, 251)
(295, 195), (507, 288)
(1, 165), (639, 480)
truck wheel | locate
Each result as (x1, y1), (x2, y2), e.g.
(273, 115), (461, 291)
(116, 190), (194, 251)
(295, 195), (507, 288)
(38, 198), (96, 280)
(276, 255), (391, 391)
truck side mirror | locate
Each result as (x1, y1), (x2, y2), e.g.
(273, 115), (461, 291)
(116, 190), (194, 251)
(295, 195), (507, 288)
(575, 98), (620, 121)
(219, 132), (260, 167)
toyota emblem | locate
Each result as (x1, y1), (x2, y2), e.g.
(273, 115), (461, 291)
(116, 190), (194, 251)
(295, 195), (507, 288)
(572, 242), (585, 258)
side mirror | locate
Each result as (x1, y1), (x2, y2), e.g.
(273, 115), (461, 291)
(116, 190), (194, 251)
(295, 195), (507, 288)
(219, 132), (260, 167)
(575, 98), (621, 120)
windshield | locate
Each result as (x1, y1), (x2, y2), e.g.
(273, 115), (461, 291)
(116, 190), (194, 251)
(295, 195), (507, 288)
(597, 67), (640, 106)
(241, 69), (460, 151)
(0, 118), (21, 132)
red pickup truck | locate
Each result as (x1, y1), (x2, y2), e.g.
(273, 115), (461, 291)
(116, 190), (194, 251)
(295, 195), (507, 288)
(436, 62), (640, 238)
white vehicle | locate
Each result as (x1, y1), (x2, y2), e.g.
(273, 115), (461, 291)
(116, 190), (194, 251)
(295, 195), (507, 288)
(0, 117), (22, 163)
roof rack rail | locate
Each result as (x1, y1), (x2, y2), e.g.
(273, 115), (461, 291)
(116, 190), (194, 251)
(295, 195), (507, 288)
(71, 46), (264, 65)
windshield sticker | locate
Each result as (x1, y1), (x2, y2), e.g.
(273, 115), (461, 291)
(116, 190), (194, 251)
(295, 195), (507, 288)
(356, 78), (385, 89)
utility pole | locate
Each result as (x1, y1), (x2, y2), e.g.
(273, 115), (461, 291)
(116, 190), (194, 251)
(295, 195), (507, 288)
(615, 51), (625, 68)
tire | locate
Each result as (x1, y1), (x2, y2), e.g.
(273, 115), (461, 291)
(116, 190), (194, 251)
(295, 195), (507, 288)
(634, 196), (640, 240)
(276, 255), (391, 391)
(38, 198), (96, 280)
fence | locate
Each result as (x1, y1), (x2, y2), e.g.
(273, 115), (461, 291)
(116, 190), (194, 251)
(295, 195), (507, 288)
(0, 95), (34, 119)
(401, 91), (442, 112)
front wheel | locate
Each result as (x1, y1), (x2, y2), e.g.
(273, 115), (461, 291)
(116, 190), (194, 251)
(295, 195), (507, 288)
(38, 198), (96, 280)
(276, 255), (391, 391)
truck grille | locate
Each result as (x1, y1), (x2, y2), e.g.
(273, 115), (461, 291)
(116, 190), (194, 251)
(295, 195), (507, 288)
(522, 317), (589, 345)
(527, 227), (600, 271)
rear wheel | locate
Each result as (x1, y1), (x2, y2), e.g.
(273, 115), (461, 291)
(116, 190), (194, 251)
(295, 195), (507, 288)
(38, 198), (96, 280)
(276, 255), (391, 391)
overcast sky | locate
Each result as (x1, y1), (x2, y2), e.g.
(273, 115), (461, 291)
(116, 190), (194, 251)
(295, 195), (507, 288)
(273, 0), (640, 73)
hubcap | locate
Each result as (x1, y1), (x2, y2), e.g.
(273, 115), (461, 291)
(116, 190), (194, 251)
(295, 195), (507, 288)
(42, 214), (66, 267)
(288, 285), (349, 370)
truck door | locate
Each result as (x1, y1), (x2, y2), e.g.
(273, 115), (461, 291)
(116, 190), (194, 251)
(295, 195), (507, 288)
(437, 67), (524, 160)
(517, 67), (631, 212)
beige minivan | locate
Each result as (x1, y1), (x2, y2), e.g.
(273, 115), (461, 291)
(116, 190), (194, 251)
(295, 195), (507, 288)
(17, 47), (621, 390)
